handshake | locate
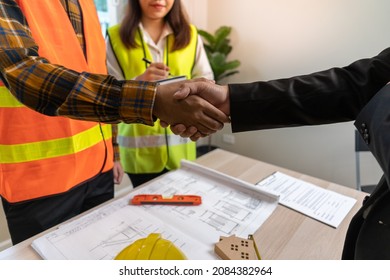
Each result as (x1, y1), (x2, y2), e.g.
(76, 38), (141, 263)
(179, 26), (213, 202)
(153, 78), (231, 141)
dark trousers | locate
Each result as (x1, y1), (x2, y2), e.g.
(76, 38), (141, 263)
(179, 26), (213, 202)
(1, 170), (114, 245)
(127, 168), (169, 188)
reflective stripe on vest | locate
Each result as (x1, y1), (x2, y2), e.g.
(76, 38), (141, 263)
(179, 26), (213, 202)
(0, 0), (113, 203)
(0, 124), (112, 163)
(118, 133), (190, 149)
(108, 25), (197, 173)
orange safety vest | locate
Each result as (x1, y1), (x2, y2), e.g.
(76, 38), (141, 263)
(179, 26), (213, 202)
(0, 0), (113, 203)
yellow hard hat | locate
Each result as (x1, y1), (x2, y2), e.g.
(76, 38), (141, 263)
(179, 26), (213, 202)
(114, 233), (187, 260)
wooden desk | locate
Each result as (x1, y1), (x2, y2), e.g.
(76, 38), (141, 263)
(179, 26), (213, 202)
(0, 148), (366, 260)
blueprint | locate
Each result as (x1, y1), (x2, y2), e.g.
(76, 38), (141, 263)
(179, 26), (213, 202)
(32, 160), (279, 260)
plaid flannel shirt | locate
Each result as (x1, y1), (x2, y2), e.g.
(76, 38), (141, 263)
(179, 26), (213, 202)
(0, 0), (157, 161)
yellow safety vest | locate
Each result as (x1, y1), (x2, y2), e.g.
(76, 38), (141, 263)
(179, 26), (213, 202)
(107, 24), (197, 173)
(0, 0), (113, 203)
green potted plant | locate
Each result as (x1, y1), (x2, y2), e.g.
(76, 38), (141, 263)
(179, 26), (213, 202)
(196, 26), (241, 156)
(198, 26), (241, 83)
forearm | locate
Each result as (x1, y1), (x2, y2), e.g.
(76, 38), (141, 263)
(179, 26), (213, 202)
(229, 47), (390, 132)
(0, 1), (156, 125)
(1, 54), (156, 124)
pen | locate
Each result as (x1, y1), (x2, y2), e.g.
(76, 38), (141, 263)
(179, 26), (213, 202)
(142, 57), (152, 65)
(142, 57), (172, 76)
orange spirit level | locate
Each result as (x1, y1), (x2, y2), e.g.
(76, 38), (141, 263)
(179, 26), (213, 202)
(130, 194), (202, 206)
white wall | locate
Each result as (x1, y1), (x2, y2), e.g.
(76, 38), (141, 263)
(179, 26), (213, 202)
(182, 0), (208, 30)
(187, 0), (389, 188)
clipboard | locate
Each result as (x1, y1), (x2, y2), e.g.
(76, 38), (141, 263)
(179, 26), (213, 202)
(156, 75), (186, 85)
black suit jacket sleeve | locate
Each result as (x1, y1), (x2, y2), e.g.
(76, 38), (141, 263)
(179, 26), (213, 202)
(354, 84), (390, 184)
(228, 47), (390, 133)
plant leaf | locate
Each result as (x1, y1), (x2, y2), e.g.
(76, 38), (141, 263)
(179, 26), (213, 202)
(198, 26), (240, 83)
(198, 29), (215, 46)
(218, 71), (240, 81)
(222, 60), (241, 70)
(215, 26), (231, 42)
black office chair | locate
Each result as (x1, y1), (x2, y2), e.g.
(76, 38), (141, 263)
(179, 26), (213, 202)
(355, 130), (376, 193)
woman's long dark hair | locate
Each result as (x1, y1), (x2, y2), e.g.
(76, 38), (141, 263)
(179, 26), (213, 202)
(119, 0), (191, 51)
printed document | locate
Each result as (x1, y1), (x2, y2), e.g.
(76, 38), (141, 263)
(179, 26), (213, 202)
(256, 171), (356, 228)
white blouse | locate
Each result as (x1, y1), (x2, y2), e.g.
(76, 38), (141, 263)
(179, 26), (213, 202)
(106, 23), (214, 81)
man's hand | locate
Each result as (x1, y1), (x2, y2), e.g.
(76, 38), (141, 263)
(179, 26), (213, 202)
(153, 80), (230, 136)
(113, 161), (124, 184)
(159, 79), (231, 140)
(174, 79), (230, 116)
(136, 62), (169, 81)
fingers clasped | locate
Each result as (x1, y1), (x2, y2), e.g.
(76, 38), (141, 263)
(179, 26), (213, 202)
(155, 79), (230, 140)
